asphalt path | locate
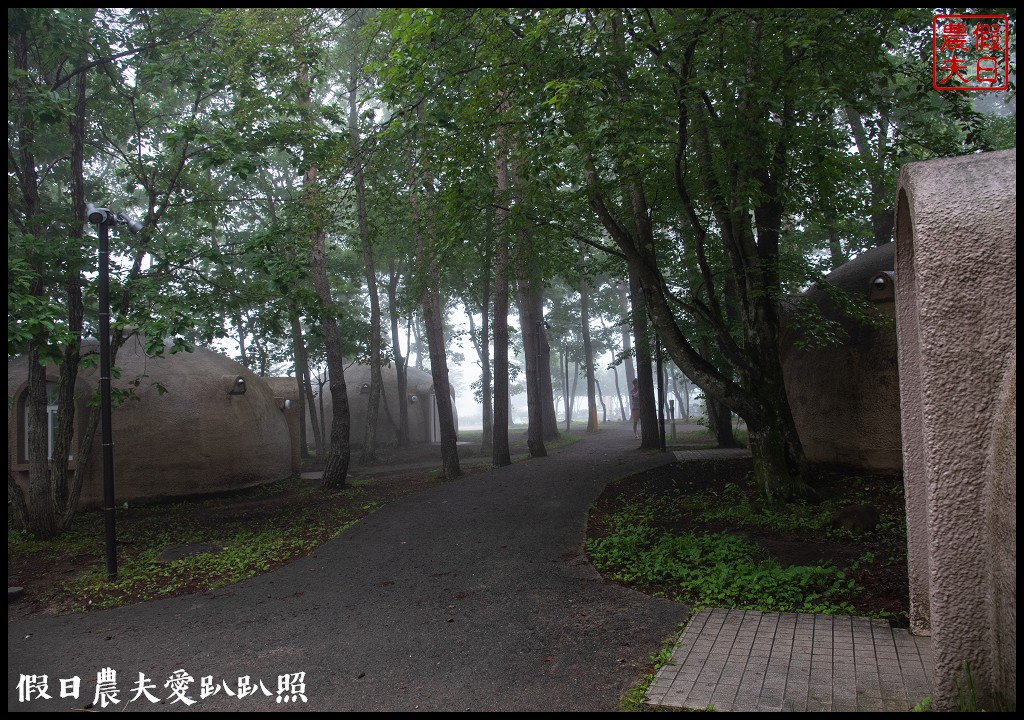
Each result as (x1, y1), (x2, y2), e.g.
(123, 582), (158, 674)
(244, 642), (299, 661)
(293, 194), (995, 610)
(8, 423), (688, 712)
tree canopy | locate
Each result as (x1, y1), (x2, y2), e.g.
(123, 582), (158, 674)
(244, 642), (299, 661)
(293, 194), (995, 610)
(9, 7), (1015, 534)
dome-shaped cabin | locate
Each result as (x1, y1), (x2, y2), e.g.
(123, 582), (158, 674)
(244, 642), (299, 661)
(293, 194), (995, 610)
(780, 243), (902, 472)
(8, 337), (294, 509)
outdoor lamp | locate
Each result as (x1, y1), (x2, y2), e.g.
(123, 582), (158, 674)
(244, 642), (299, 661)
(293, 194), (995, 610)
(117, 212), (143, 234)
(86, 201), (142, 581)
(86, 202), (112, 225)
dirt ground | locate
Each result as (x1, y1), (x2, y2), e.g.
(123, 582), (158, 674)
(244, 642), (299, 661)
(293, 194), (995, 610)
(8, 430), (909, 626)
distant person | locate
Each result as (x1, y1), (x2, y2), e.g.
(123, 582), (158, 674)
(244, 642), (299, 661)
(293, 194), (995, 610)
(630, 379), (640, 439)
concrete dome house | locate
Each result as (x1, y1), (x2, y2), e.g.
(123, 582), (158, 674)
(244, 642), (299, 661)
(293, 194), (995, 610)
(780, 242), (902, 472)
(8, 337), (295, 509)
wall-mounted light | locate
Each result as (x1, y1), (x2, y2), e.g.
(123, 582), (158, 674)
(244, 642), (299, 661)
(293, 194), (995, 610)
(229, 376), (247, 395)
(869, 271), (895, 302)
(360, 383), (370, 394)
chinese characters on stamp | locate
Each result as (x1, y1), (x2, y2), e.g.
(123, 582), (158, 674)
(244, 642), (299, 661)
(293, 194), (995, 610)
(932, 14), (1010, 91)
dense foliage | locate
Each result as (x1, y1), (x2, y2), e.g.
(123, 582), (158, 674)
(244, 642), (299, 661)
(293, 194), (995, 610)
(8, 8), (1015, 535)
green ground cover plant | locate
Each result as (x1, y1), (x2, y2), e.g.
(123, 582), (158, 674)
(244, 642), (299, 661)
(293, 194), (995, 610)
(587, 457), (909, 624)
(588, 510), (857, 615)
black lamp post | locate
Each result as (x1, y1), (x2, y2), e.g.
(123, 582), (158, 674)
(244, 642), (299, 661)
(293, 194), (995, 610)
(86, 203), (141, 581)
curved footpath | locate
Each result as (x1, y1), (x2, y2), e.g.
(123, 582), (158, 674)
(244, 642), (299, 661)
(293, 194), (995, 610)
(8, 424), (686, 712)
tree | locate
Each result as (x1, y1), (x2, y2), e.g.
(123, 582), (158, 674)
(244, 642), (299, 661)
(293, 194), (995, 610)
(511, 161), (549, 457)
(371, 8), (568, 461)
(459, 246), (494, 453)
(15, 8), (1007, 535)
(540, 8), (948, 498)
(343, 10), (385, 463)
(405, 128), (462, 479)
(366, 7), (1006, 498)
(628, 272), (660, 450)
(577, 244), (599, 433)
(385, 258), (412, 446)
(490, 114), (514, 466)
(9, 8), (222, 536)
(287, 12), (353, 488)
(214, 8), (366, 487)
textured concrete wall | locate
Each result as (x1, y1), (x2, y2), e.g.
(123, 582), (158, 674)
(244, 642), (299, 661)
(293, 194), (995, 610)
(9, 338), (293, 509)
(895, 149), (1016, 711)
(263, 376), (302, 475)
(781, 243), (902, 472)
(985, 350), (1015, 709)
(302, 364), (457, 448)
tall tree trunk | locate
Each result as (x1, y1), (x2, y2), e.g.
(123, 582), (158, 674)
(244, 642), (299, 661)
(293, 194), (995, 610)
(53, 65), (89, 530)
(26, 348), (55, 538)
(613, 358), (627, 421)
(309, 208), (352, 489)
(410, 316), (425, 370)
(706, 396), (736, 448)
(826, 212), (846, 269)
(491, 117), (513, 466)
(10, 29), (90, 537)
(299, 54), (349, 489)
(568, 361), (579, 428)
(12, 20), (55, 538)
(672, 371), (689, 422)
(509, 150), (557, 451)
(465, 295), (493, 452)
(514, 282), (547, 457)
(562, 346), (572, 431)
(845, 107), (894, 247)
(406, 317), (415, 369)
(420, 289), (461, 478)
(234, 312), (249, 370)
(416, 234), (460, 479)
(316, 370), (328, 444)
(683, 377), (690, 421)
(291, 315), (308, 459)
(387, 260), (410, 446)
(579, 246), (598, 433)
(617, 280), (637, 386)
(629, 272), (659, 449)
(290, 311), (323, 459)
(698, 340), (735, 447)
(348, 37), (383, 464)
(407, 138), (460, 478)
(538, 321), (559, 441)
